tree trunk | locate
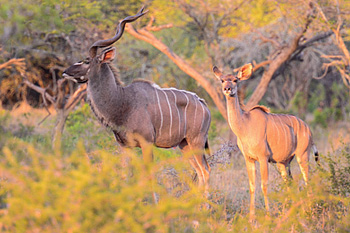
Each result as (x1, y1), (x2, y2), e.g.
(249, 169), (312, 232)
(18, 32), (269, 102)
(126, 24), (228, 121)
(52, 109), (68, 151)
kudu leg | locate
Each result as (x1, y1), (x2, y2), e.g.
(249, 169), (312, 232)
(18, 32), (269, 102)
(141, 142), (154, 164)
(192, 154), (210, 192)
(140, 142), (158, 204)
(276, 163), (289, 182)
(245, 158), (256, 219)
(296, 151), (309, 185)
(188, 157), (204, 186)
(259, 159), (270, 213)
(181, 141), (209, 192)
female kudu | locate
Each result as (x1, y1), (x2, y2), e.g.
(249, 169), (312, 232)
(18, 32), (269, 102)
(213, 64), (318, 218)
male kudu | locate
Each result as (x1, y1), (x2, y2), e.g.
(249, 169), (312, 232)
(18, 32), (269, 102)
(63, 7), (211, 190)
(213, 64), (319, 218)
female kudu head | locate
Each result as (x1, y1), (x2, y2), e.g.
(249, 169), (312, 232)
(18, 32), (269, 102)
(213, 63), (253, 97)
(63, 7), (147, 82)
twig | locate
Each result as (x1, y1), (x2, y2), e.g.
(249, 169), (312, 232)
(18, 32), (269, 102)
(0, 58), (26, 71)
(38, 107), (52, 125)
(23, 79), (55, 104)
(145, 16), (173, 32)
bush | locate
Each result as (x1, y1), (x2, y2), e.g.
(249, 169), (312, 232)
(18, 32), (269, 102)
(64, 103), (116, 153)
(1, 106), (350, 232)
(0, 139), (222, 232)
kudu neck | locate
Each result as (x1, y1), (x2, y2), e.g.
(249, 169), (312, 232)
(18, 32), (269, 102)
(89, 62), (123, 90)
(88, 63), (129, 119)
(226, 94), (246, 135)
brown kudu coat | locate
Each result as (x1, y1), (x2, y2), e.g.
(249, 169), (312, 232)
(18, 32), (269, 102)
(213, 63), (318, 218)
(63, 8), (211, 190)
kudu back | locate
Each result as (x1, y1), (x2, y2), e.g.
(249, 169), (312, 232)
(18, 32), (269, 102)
(63, 7), (211, 189)
(213, 64), (318, 219)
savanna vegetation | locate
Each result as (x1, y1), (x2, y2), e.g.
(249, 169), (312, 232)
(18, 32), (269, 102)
(0, 0), (350, 232)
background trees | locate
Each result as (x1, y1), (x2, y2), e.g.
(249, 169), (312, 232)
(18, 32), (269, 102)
(0, 0), (349, 136)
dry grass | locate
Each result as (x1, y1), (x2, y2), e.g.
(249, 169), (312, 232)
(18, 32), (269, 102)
(1, 104), (349, 232)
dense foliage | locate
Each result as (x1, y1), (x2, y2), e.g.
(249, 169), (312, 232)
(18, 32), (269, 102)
(0, 107), (350, 232)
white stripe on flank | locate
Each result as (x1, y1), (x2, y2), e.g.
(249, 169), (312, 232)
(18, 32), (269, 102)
(271, 115), (280, 143)
(162, 90), (173, 137)
(277, 115), (288, 145)
(199, 101), (205, 131)
(300, 120), (307, 138)
(170, 90), (181, 136)
(183, 92), (189, 135)
(287, 115), (295, 145)
(193, 96), (198, 126)
(295, 116), (300, 136)
(155, 89), (163, 136)
(287, 115), (294, 127)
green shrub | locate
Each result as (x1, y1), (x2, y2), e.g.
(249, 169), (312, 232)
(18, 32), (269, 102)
(1, 106), (350, 232)
(0, 139), (223, 232)
(0, 110), (11, 149)
(64, 103), (116, 153)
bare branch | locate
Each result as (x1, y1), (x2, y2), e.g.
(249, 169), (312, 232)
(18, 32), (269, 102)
(0, 58), (26, 71)
(313, 63), (330, 80)
(252, 60), (272, 72)
(314, 1), (350, 90)
(126, 23), (228, 120)
(64, 84), (87, 112)
(255, 30), (281, 48)
(23, 79), (55, 104)
(38, 107), (51, 125)
(246, 8), (314, 109)
(146, 16), (173, 32)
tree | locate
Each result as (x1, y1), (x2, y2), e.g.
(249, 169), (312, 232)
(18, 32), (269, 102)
(126, 0), (333, 122)
(23, 78), (87, 149)
(314, 0), (350, 91)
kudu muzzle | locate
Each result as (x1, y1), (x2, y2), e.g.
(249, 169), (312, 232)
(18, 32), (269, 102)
(223, 81), (237, 97)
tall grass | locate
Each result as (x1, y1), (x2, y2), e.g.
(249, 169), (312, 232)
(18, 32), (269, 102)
(0, 108), (349, 232)
(0, 139), (220, 232)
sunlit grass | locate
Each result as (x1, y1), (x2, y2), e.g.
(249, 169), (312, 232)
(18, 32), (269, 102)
(0, 107), (349, 232)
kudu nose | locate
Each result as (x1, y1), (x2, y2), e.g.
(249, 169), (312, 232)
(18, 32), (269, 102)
(224, 87), (231, 92)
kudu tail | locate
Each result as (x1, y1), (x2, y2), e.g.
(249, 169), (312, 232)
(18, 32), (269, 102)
(205, 140), (211, 172)
(312, 143), (320, 166)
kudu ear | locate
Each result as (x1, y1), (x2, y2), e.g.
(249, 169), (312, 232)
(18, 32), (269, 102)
(213, 66), (223, 80)
(98, 47), (116, 63)
(237, 63), (253, 81)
